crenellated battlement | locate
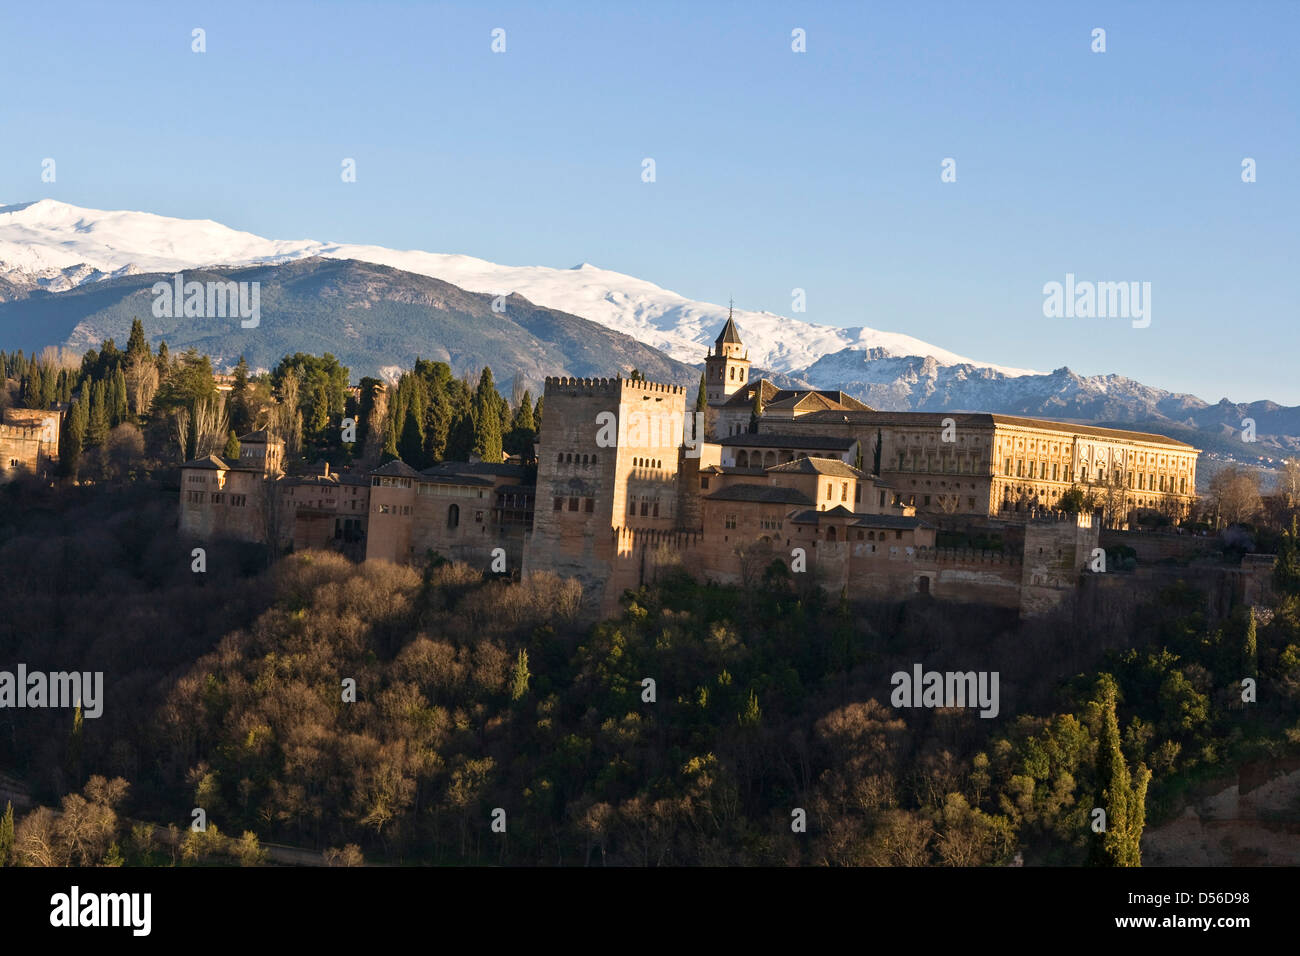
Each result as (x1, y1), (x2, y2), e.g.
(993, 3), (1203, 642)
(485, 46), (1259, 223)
(544, 376), (626, 395)
(619, 378), (687, 396)
(540, 375), (687, 397)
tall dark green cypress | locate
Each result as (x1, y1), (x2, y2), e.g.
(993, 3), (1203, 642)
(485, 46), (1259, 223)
(86, 380), (109, 447)
(471, 367), (503, 463)
(1088, 674), (1151, 867)
(110, 368), (129, 426)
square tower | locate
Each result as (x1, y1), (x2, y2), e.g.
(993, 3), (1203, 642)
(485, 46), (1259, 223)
(524, 375), (687, 602)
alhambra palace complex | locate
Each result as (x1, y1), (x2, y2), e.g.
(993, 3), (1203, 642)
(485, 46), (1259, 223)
(162, 317), (1215, 617)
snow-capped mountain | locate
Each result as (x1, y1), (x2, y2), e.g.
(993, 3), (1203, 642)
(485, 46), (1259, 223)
(3, 199), (1299, 468)
(0, 199), (1035, 378)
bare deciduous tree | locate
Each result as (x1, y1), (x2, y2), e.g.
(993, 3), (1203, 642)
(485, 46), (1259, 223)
(124, 351), (159, 418)
(1209, 465), (1263, 527)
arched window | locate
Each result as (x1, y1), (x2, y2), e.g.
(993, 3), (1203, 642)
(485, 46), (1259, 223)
(730, 367), (735, 380)
(448, 504), (460, 529)
(827, 526), (837, 541)
(582, 454), (588, 465)
(557, 453), (563, 463)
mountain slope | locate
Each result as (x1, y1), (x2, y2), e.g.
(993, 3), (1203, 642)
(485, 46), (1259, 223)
(0, 256), (701, 387)
(0, 199), (1035, 378)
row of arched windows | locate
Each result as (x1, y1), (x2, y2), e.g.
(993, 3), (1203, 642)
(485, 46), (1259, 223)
(558, 452), (598, 465)
(633, 457), (662, 469)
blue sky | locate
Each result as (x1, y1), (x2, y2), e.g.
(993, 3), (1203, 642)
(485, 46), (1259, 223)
(2, 1), (1297, 402)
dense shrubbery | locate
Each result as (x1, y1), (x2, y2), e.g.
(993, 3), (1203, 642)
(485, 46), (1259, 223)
(2, 482), (1299, 866)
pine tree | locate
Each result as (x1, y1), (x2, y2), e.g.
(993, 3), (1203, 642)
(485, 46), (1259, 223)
(126, 317), (149, 357)
(1089, 674), (1151, 867)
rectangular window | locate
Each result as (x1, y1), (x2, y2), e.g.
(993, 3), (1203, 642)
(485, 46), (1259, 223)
(968, 497), (976, 509)
(568, 497), (579, 511)
(584, 498), (594, 513)
(701, 477), (710, 490)
(640, 501), (648, 516)
(841, 482), (848, 501)
(1005, 457), (1013, 476)
(652, 501), (660, 517)
(1028, 461), (1036, 479)
(1051, 463), (1059, 480)
(553, 497), (563, 511)
(923, 495), (931, 506)
(1017, 460), (1025, 477)
(725, 514), (737, 529)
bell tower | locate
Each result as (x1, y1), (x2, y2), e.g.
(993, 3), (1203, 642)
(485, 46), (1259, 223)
(704, 301), (751, 406)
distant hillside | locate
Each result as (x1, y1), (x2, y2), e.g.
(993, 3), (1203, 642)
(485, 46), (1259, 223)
(0, 257), (701, 388)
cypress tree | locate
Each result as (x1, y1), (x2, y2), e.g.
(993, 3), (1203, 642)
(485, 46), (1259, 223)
(512, 390), (535, 433)
(60, 397), (88, 478)
(1089, 674), (1151, 867)
(1242, 609), (1258, 679)
(86, 380), (109, 447)
(533, 395), (544, 433)
(110, 368), (129, 425)
(695, 372), (707, 412)
(398, 404), (425, 467)
(510, 649), (531, 701)
(472, 368), (503, 462)
(223, 430), (241, 460)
